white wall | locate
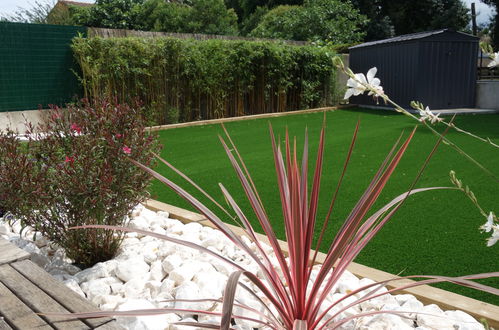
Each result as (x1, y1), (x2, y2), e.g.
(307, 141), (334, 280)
(0, 109), (49, 133)
(476, 80), (499, 110)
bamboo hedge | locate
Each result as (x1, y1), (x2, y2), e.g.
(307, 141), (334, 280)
(72, 36), (339, 124)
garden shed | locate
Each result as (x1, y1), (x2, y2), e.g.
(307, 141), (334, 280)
(348, 29), (479, 109)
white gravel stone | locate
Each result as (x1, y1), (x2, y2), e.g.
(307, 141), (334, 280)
(400, 297), (425, 319)
(149, 260), (166, 282)
(128, 216), (150, 231)
(110, 281), (124, 295)
(115, 257), (150, 282)
(193, 270), (227, 298)
(445, 310), (484, 330)
(33, 234), (49, 247)
(22, 242), (40, 254)
(394, 294), (417, 305)
(162, 254), (183, 274)
(160, 278), (176, 296)
(121, 278), (147, 299)
(74, 262), (109, 283)
(81, 278), (112, 304)
(116, 299), (172, 330)
(156, 210), (170, 220)
(168, 262), (202, 285)
(168, 222), (185, 235)
(174, 281), (210, 311)
(99, 294), (124, 310)
(417, 304), (455, 329)
(2, 205), (487, 330)
(0, 223), (10, 235)
(63, 278), (86, 298)
(144, 280), (162, 299)
(359, 313), (414, 330)
(337, 271), (361, 294)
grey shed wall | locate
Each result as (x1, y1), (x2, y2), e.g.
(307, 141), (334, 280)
(349, 30), (478, 109)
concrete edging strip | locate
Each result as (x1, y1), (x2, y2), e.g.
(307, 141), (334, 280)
(144, 199), (499, 328)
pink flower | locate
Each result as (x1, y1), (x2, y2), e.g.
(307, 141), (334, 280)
(115, 133), (122, 138)
(70, 123), (82, 134)
(122, 146), (132, 155)
(65, 156), (74, 163)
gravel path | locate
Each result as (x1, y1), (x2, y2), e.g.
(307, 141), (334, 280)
(0, 205), (486, 330)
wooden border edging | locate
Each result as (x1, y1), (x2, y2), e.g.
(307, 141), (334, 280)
(146, 105), (355, 132)
(144, 199), (499, 328)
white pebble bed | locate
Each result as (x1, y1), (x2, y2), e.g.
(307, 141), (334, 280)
(0, 204), (486, 330)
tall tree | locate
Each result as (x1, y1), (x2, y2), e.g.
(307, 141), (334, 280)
(137, 0), (238, 35)
(73, 0), (144, 29)
(226, 0), (303, 23)
(250, 0), (367, 43)
(380, 0), (470, 36)
(351, 0), (393, 41)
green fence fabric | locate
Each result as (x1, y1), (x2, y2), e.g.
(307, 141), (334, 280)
(0, 22), (86, 112)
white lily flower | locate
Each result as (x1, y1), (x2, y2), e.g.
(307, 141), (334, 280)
(344, 74), (367, 99)
(480, 212), (495, 233)
(344, 67), (383, 100)
(486, 225), (499, 247)
(365, 67), (384, 97)
(487, 51), (499, 68)
(418, 106), (442, 125)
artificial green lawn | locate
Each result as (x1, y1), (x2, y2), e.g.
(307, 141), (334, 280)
(149, 107), (499, 305)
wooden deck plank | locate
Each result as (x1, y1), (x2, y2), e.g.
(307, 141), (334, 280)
(0, 264), (90, 330)
(12, 260), (121, 329)
(0, 282), (51, 330)
(0, 318), (13, 330)
(0, 239), (30, 266)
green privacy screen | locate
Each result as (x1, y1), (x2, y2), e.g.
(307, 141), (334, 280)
(0, 22), (86, 112)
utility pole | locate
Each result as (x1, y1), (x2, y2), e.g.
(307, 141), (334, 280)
(471, 2), (478, 36)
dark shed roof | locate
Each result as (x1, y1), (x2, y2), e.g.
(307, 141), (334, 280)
(350, 29), (477, 49)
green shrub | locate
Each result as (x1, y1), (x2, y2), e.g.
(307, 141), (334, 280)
(72, 36), (338, 125)
(0, 99), (160, 268)
(249, 0), (367, 43)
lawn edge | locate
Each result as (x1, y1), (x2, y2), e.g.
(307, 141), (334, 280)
(144, 198), (499, 328)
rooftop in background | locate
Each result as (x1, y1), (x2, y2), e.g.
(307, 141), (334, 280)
(55, 0), (94, 7)
(350, 29), (477, 49)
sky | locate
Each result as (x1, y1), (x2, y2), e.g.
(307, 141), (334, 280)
(0, 0), (496, 25)
(0, 0), (94, 17)
(462, 0), (497, 25)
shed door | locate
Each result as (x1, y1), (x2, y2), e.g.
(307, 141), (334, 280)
(418, 41), (476, 109)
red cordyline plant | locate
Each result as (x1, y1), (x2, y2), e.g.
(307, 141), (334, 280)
(61, 121), (498, 329)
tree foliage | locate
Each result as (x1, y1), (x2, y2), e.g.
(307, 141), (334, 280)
(72, 0), (144, 29)
(380, 0), (470, 36)
(350, 0), (394, 41)
(249, 0), (367, 43)
(480, 0), (499, 47)
(73, 0), (238, 35)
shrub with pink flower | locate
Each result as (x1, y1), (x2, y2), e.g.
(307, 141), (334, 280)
(0, 99), (160, 267)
